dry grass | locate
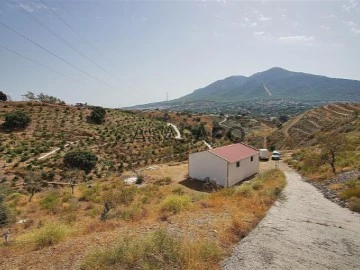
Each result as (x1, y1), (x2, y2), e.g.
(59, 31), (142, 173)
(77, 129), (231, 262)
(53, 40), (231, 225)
(80, 168), (285, 269)
(80, 229), (224, 270)
(0, 164), (285, 269)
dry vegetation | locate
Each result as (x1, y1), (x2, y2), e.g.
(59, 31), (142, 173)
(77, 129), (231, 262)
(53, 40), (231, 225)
(0, 101), (286, 269)
(280, 103), (360, 212)
(0, 163), (285, 269)
(267, 103), (360, 150)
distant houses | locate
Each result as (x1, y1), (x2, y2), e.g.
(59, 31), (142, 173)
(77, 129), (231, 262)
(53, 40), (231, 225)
(188, 143), (259, 187)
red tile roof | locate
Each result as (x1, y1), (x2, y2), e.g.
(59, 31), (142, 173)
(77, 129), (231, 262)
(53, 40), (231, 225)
(209, 143), (258, 163)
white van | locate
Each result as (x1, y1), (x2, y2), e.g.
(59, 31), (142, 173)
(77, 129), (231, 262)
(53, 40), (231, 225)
(259, 149), (270, 161)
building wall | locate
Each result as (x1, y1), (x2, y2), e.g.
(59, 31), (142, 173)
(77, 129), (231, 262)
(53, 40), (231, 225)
(188, 151), (228, 186)
(228, 153), (259, 186)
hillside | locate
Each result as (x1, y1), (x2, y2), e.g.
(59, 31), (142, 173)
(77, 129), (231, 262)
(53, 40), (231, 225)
(266, 103), (360, 149)
(0, 102), (207, 185)
(262, 103), (360, 212)
(132, 68), (360, 109)
(0, 101), (286, 269)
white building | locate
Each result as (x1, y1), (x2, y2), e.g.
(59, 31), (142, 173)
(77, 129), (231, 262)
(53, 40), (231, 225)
(188, 143), (259, 187)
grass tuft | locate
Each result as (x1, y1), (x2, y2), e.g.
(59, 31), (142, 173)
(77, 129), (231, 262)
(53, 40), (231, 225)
(30, 223), (70, 249)
(340, 187), (360, 200)
(348, 197), (360, 212)
(235, 183), (254, 197)
(161, 194), (192, 214)
(80, 229), (182, 270)
(80, 229), (224, 270)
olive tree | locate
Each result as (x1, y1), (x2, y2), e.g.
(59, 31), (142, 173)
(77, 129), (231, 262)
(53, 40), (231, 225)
(3, 110), (31, 129)
(0, 91), (7, 101)
(89, 106), (106, 124)
(63, 151), (97, 174)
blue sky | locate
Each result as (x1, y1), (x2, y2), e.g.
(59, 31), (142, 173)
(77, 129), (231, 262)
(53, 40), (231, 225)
(0, 0), (359, 107)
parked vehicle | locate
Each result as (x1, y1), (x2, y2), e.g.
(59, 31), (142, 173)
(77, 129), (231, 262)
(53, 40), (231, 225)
(271, 151), (282, 160)
(259, 149), (270, 161)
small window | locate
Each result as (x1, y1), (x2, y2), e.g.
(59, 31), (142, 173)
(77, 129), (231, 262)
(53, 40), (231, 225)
(251, 156), (254, 162)
(236, 161), (240, 167)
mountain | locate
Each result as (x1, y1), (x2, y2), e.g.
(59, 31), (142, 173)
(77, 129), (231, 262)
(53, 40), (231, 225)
(181, 75), (248, 101)
(132, 67), (360, 109)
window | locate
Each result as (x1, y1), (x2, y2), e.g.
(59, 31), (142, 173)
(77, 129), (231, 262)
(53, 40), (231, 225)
(236, 161), (240, 167)
(251, 156), (254, 162)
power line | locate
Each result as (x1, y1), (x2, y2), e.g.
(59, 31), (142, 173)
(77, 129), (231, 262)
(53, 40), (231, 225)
(39, 0), (111, 69)
(49, 0), (135, 90)
(9, 0), (119, 87)
(0, 44), (90, 88)
(0, 20), (116, 90)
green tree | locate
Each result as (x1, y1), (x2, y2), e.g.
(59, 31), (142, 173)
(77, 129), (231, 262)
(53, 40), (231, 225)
(63, 151), (97, 173)
(0, 91), (7, 101)
(3, 110), (31, 129)
(89, 106), (106, 124)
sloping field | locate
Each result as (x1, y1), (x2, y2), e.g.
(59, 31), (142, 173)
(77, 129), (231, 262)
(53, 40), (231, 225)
(267, 103), (360, 149)
(0, 102), (206, 185)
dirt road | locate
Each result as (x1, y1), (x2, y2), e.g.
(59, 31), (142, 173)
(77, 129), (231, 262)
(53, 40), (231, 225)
(167, 123), (182, 139)
(222, 162), (360, 270)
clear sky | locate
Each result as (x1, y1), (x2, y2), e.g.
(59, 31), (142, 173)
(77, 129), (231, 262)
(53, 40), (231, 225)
(0, 0), (359, 108)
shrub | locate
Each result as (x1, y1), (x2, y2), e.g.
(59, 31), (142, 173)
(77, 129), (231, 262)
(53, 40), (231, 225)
(81, 229), (225, 269)
(344, 179), (359, 188)
(161, 195), (192, 214)
(89, 107), (106, 124)
(348, 197), (360, 212)
(3, 110), (31, 129)
(31, 223), (69, 249)
(0, 202), (14, 227)
(102, 186), (137, 207)
(235, 183), (253, 197)
(252, 181), (263, 190)
(172, 187), (185, 195)
(340, 187), (360, 200)
(118, 204), (147, 221)
(63, 151), (97, 173)
(79, 185), (101, 203)
(0, 90), (7, 101)
(154, 176), (172, 186)
(81, 229), (182, 269)
(198, 241), (224, 263)
(40, 192), (60, 213)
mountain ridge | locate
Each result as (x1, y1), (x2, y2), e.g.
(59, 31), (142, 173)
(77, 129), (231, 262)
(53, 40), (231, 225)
(130, 67), (360, 109)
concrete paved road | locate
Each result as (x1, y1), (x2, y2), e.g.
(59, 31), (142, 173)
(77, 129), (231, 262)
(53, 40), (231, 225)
(222, 163), (360, 270)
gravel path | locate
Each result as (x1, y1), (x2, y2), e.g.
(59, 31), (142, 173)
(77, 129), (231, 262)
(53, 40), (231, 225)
(222, 162), (360, 270)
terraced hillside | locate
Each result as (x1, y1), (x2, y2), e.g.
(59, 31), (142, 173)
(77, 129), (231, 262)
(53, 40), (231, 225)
(267, 103), (360, 149)
(0, 102), (206, 185)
